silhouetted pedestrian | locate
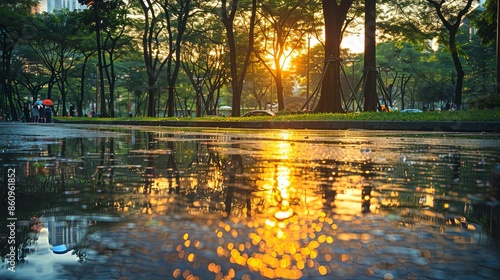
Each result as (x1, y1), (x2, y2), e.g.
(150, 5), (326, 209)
(44, 106), (52, 123)
(32, 105), (40, 123)
(23, 105), (30, 122)
(39, 106), (45, 122)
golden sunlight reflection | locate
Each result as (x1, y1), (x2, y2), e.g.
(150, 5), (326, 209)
(78, 131), (495, 280)
(208, 136), (341, 278)
(85, 132), (382, 279)
(8, 124), (499, 280)
(213, 211), (343, 279)
(273, 164), (294, 220)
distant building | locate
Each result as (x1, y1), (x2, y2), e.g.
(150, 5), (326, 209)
(35, 0), (87, 13)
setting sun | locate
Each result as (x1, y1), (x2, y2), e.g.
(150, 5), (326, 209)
(341, 35), (364, 54)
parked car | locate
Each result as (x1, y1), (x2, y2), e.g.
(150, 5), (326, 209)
(400, 109), (422, 113)
(242, 110), (275, 117)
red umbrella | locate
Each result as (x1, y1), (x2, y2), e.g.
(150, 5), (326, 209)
(42, 99), (53, 106)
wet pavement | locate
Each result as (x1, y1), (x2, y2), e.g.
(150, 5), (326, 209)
(1, 122), (500, 279)
(58, 213), (500, 280)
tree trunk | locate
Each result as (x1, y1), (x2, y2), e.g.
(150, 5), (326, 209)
(104, 47), (116, 117)
(147, 76), (156, 117)
(363, 0), (378, 112)
(224, 22), (241, 116)
(275, 67), (285, 111)
(78, 55), (90, 117)
(449, 30), (464, 110)
(222, 0), (256, 117)
(2, 46), (19, 121)
(315, 0), (353, 113)
(60, 68), (67, 116)
(167, 0), (190, 117)
(426, 0), (475, 110)
(93, 3), (107, 117)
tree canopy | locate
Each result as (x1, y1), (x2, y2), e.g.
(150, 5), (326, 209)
(0, 0), (497, 120)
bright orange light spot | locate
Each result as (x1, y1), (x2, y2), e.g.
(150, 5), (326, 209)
(297, 260), (305, 269)
(216, 246), (225, 257)
(172, 268), (182, 278)
(341, 254), (351, 262)
(278, 258), (287, 268)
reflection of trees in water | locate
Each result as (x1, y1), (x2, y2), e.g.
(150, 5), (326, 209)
(376, 143), (494, 241)
(1, 139), (88, 214)
(130, 134), (373, 217)
(0, 139), (95, 266)
(95, 138), (115, 190)
(205, 145), (380, 217)
(224, 144), (245, 215)
(166, 140), (180, 195)
(4, 130), (498, 267)
(7, 130), (500, 276)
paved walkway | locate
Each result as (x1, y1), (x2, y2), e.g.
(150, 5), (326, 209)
(59, 213), (500, 280)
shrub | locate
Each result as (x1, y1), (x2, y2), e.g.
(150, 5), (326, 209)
(468, 94), (500, 109)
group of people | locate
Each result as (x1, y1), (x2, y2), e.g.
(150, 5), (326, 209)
(23, 103), (53, 123)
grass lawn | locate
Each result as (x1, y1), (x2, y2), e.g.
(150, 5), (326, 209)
(55, 108), (500, 123)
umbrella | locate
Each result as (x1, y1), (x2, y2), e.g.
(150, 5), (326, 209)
(51, 244), (69, 254)
(42, 99), (53, 106)
(34, 100), (43, 105)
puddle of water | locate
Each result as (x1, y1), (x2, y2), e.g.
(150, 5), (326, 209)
(1, 124), (500, 279)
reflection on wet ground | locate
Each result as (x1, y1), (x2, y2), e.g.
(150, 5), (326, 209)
(1, 123), (500, 279)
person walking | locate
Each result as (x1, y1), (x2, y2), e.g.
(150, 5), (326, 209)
(23, 103), (30, 122)
(44, 105), (52, 123)
(39, 106), (46, 123)
(32, 104), (40, 123)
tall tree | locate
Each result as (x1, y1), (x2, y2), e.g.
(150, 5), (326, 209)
(469, 0), (497, 45)
(315, 0), (355, 113)
(253, 0), (313, 111)
(28, 10), (83, 117)
(181, 14), (228, 116)
(381, 0), (480, 110)
(135, 0), (167, 117)
(160, 0), (193, 117)
(133, 0), (193, 117)
(469, 0), (499, 95)
(0, 0), (37, 120)
(221, 0), (257, 117)
(426, 0), (478, 110)
(100, 1), (131, 117)
(364, 0), (378, 111)
(71, 10), (97, 117)
(79, 0), (119, 117)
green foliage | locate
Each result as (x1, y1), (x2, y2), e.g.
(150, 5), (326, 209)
(469, 94), (500, 109)
(469, 0), (497, 46)
(55, 108), (500, 122)
(3, 0), (498, 121)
